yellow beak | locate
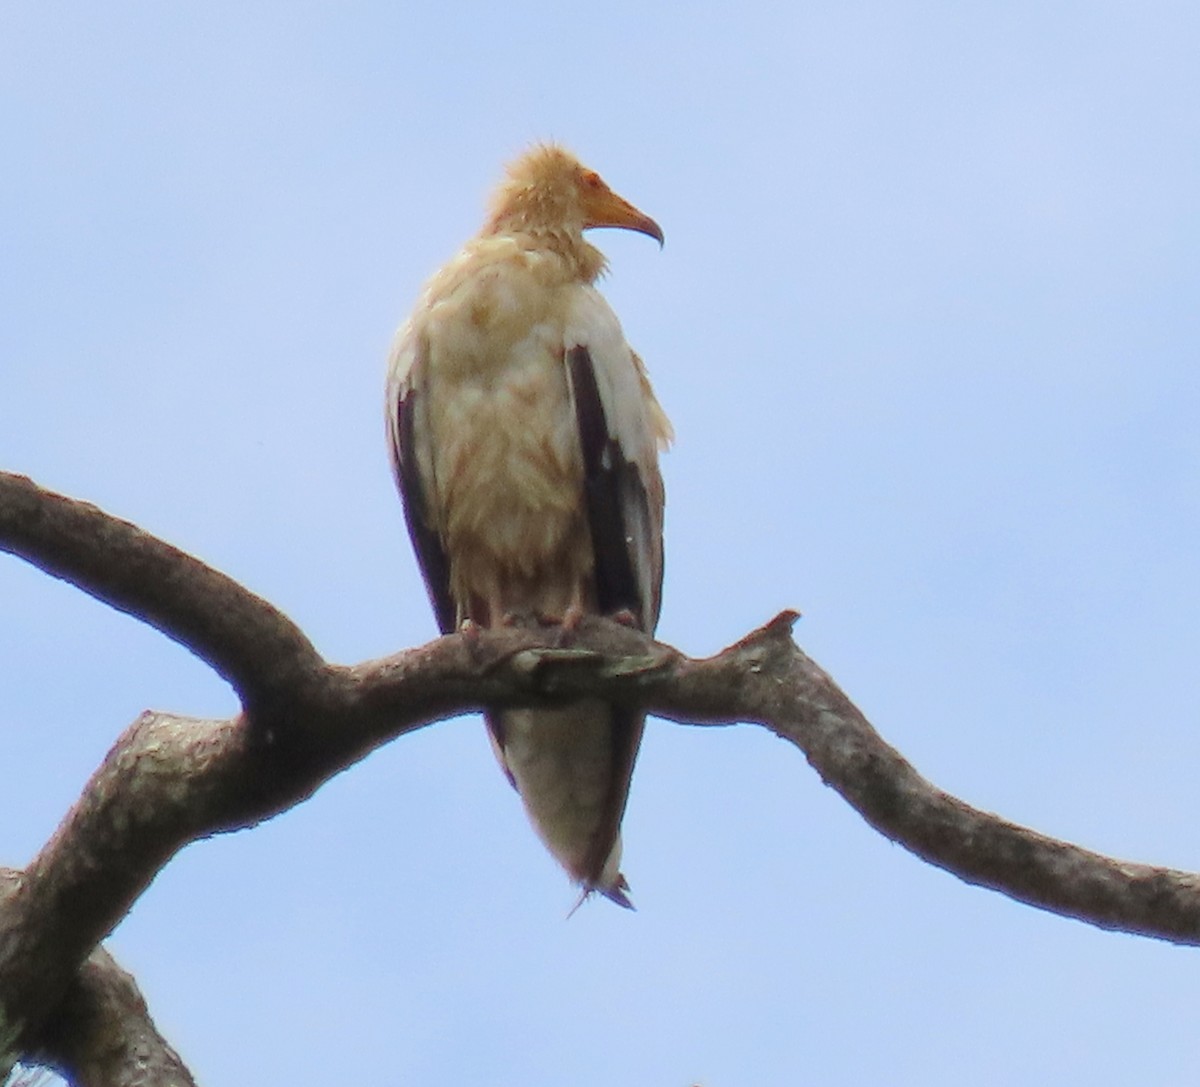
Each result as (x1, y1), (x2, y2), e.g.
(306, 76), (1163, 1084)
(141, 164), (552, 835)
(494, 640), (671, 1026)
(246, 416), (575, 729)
(582, 187), (664, 246)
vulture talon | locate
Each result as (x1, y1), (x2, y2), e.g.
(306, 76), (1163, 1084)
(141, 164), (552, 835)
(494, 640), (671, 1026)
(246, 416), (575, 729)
(610, 608), (639, 628)
(554, 603), (586, 647)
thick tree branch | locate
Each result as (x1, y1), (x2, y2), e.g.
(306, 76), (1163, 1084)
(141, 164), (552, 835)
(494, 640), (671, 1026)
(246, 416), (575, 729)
(0, 472), (321, 706)
(31, 939), (195, 1087)
(4, 470), (1200, 1081)
(0, 870), (191, 1087)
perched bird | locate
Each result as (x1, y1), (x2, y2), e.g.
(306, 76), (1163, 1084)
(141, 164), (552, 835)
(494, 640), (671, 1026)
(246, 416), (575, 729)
(385, 144), (672, 907)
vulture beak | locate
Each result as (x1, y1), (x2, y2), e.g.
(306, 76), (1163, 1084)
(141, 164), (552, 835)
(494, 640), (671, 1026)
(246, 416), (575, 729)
(582, 186), (664, 246)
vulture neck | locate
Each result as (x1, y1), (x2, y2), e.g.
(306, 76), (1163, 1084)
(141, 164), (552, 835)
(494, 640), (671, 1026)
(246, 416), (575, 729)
(483, 213), (607, 284)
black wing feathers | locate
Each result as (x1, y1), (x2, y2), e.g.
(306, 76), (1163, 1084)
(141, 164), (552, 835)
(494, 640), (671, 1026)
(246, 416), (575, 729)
(566, 345), (654, 629)
(393, 385), (458, 635)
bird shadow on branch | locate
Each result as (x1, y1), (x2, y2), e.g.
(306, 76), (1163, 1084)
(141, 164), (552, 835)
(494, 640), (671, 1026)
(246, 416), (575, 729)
(2, 468), (1200, 1085)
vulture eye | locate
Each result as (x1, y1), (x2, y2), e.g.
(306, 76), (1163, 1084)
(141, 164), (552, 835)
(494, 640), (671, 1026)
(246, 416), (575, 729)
(582, 171), (603, 190)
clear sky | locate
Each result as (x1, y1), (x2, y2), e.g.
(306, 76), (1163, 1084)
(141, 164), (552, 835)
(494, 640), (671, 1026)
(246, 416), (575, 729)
(3, 3), (1200, 1084)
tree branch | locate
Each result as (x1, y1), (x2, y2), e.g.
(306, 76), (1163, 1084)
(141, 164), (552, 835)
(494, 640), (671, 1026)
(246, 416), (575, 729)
(0, 472), (321, 706)
(31, 939), (196, 1087)
(4, 470), (1200, 1081)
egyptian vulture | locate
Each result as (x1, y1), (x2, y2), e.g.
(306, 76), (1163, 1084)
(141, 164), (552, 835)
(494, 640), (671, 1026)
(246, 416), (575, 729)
(386, 144), (671, 907)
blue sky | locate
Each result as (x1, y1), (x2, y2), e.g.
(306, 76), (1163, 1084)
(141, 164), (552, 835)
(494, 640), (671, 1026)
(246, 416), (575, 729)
(3, 3), (1200, 1084)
